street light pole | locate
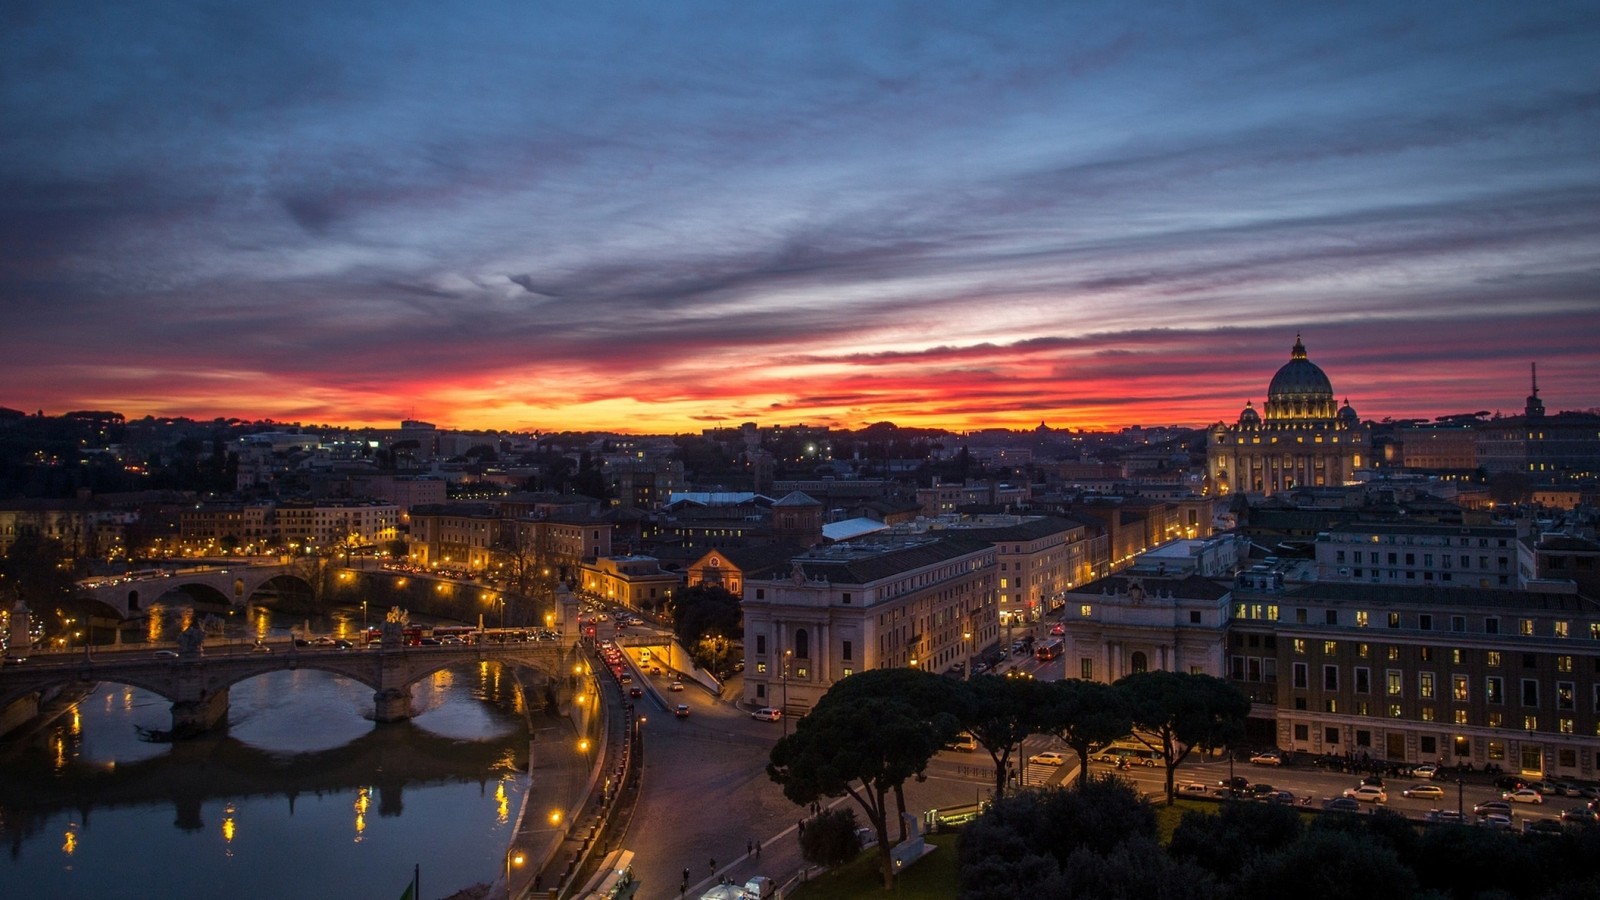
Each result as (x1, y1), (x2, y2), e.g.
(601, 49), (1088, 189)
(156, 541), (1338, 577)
(782, 649), (792, 736)
(963, 629), (972, 681)
(1456, 776), (1464, 819)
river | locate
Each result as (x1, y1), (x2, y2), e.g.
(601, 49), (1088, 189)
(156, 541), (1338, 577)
(0, 609), (537, 900)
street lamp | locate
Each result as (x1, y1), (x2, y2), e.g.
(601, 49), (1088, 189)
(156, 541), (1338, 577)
(781, 649), (793, 736)
(1456, 775), (1465, 819)
(963, 629), (972, 681)
(506, 848), (525, 900)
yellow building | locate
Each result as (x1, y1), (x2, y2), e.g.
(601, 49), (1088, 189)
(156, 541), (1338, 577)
(1206, 336), (1371, 497)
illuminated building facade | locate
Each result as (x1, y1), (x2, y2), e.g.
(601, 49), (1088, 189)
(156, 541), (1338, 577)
(1206, 336), (1371, 497)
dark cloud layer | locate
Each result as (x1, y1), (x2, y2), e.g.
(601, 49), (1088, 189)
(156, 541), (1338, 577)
(2, 1), (1597, 431)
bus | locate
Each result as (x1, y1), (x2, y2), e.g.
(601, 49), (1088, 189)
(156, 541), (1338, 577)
(1033, 638), (1063, 661)
(1094, 739), (1163, 767)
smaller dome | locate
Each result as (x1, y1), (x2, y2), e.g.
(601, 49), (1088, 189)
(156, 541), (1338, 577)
(1337, 398), (1358, 425)
(1238, 401), (1260, 427)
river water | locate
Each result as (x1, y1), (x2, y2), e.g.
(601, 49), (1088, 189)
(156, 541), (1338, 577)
(0, 609), (535, 900)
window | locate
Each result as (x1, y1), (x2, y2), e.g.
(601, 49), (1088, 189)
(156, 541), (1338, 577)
(1420, 672), (1435, 699)
(1557, 655), (1573, 673)
(1419, 614), (1433, 631)
(1451, 615), (1465, 632)
(1325, 727), (1339, 745)
(1555, 621), (1569, 638)
(756, 635), (767, 654)
(1487, 650), (1501, 667)
(1387, 646), (1400, 661)
(1326, 610), (1337, 625)
(1323, 640), (1337, 655)
(1294, 723), (1309, 741)
(1487, 676), (1503, 704)
(1520, 619), (1534, 637)
(1452, 648), (1463, 664)
(1355, 668), (1370, 693)
(842, 640), (853, 661)
(1358, 643), (1369, 658)
(796, 666), (807, 678)
(1388, 704), (1402, 717)
(1323, 665), (1339, 691)
(1523, 715), (1538, 732)
(1387, 612), (1400, 628)
(1489, 711), (1503, 727)
(1081, 658), (1093, 680)
(1421, 707), (1435, 722)
(1420, 647), (1434, 662)
(1386, 670), (1402, 696)
(756, 662), (767, 674)
(1485, 617), (1499, 634)
(842, 668), (852, 678)
(1294, 639), (1307, 654)
(1455, 709), (1469, 725)
(1356, 611), (1369, 627)
(794, 629), (809, 659)
(1557, 682), (1574, 711)
(1453, 675), (1469, 702)
(755, 589), (765, 600)
(1421, 735), (1436, 754)
(1190, 610), (1201, 624)
(1296, 608), (1307, 624)
(1293, 662), (1308, 689)
(1522, 680), (1539, 707)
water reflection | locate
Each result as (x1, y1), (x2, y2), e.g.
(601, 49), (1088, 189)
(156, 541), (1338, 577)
(0, 660), (538, 900)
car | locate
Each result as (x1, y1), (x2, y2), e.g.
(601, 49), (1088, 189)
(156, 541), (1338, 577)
(154, 649), (179, 659)
(1559, 806), (1599, 825)
(1424, 810), (1466, 824)
(1480, 813), (1514, 830)
(333, 639), (353, 650)
(1322, 797), (1362, 812)
(668, 680), (684, 691)
(1503, 788), (1544, 804)
(751, 707), (783, 722)
(1249, 751), (1283, 766)
(1474, 800), (1513, 818)
(1413, 764), (1439, 780)
(1403, 784), (1446, 800)
(311, 636), (336, 646)
(250, 643), (273, 653)
(1, 655), (26, 666)
(1179, 782), (1211, 794)
(627, 686), (643, 698)
(674, 704), (690, 718)
(1259, 790), (1296, 805)
(1343, 785), (1388, 803)
(1493, 775), (1525, 791)
(1219, 775), (1250, 793)
(1028, 751), (1068, 767)
(619, 673), (633, 684)
(1248, 783), (1278, 796)
(1524, 819), (1565, 838)
(1049, 623), (1065, 636)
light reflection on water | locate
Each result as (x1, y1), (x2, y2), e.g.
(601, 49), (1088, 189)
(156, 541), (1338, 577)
(0, 661), (534, 900)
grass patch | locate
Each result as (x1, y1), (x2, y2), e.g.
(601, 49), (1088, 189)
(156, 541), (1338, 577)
(1153, 797), (1217, 843)
(786, 833), (960, 900)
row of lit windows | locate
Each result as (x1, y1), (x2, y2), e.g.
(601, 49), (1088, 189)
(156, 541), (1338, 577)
(1292, 639), (1583, 671)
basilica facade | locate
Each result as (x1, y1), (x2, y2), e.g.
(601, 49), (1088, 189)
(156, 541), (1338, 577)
(1205, 336), (1371, 497)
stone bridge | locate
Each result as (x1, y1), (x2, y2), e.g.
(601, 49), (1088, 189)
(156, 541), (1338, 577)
(0, 639), (576, 738)
(74, 564), (310, 618)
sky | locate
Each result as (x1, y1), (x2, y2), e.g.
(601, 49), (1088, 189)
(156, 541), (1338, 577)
(3, 1), (1598, 435)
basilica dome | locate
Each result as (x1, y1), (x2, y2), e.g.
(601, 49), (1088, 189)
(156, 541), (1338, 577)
(1267, 335), (1334, 405)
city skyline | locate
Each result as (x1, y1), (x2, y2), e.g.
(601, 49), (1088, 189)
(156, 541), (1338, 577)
(4, 3), (1598, 434)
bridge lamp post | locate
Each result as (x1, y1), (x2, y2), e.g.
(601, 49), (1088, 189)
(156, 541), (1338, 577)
(506, 847), (526, 900)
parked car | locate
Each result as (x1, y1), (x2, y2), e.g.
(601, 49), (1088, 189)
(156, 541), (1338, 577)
(1029, 751), (1068, 767)
(751, 707), (783, 722)
(1480, 814), (1514, 830)
(1049, 622), (1065, 636)
(1424, 810), (1466, 824)
(1493, 775), (1526, 791)
(1179, 782), (1211, 795)
(1413, 764), (1439, 780)
(1218, 775), (1250, 793)
(1524, 819), (1565, 838)
(1343, 785), (1388, 803)
(1503, 789), (1544, 805)
(1249, 751), (1283, 766)
(1322, 797), (1362, 812)
(1403, 784), (1446, 800)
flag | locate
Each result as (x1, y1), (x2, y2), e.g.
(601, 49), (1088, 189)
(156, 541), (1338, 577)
(399, 883), (414, 900)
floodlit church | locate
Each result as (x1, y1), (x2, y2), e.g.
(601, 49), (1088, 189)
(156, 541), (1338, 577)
(1205, 336), (1371, 497)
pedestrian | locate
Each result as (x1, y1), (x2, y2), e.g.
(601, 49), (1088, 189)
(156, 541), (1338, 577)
(755, 839), (761, 858)
(683, 868), (690, 884)
(746, 838), (754, 856)
(709, 857), (716, 874)
(798, 819), (805, 836)
(534, 873), (542, 892)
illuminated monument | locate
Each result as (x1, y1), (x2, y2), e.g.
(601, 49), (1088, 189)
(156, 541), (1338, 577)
(1205, 335), (1371, 497)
